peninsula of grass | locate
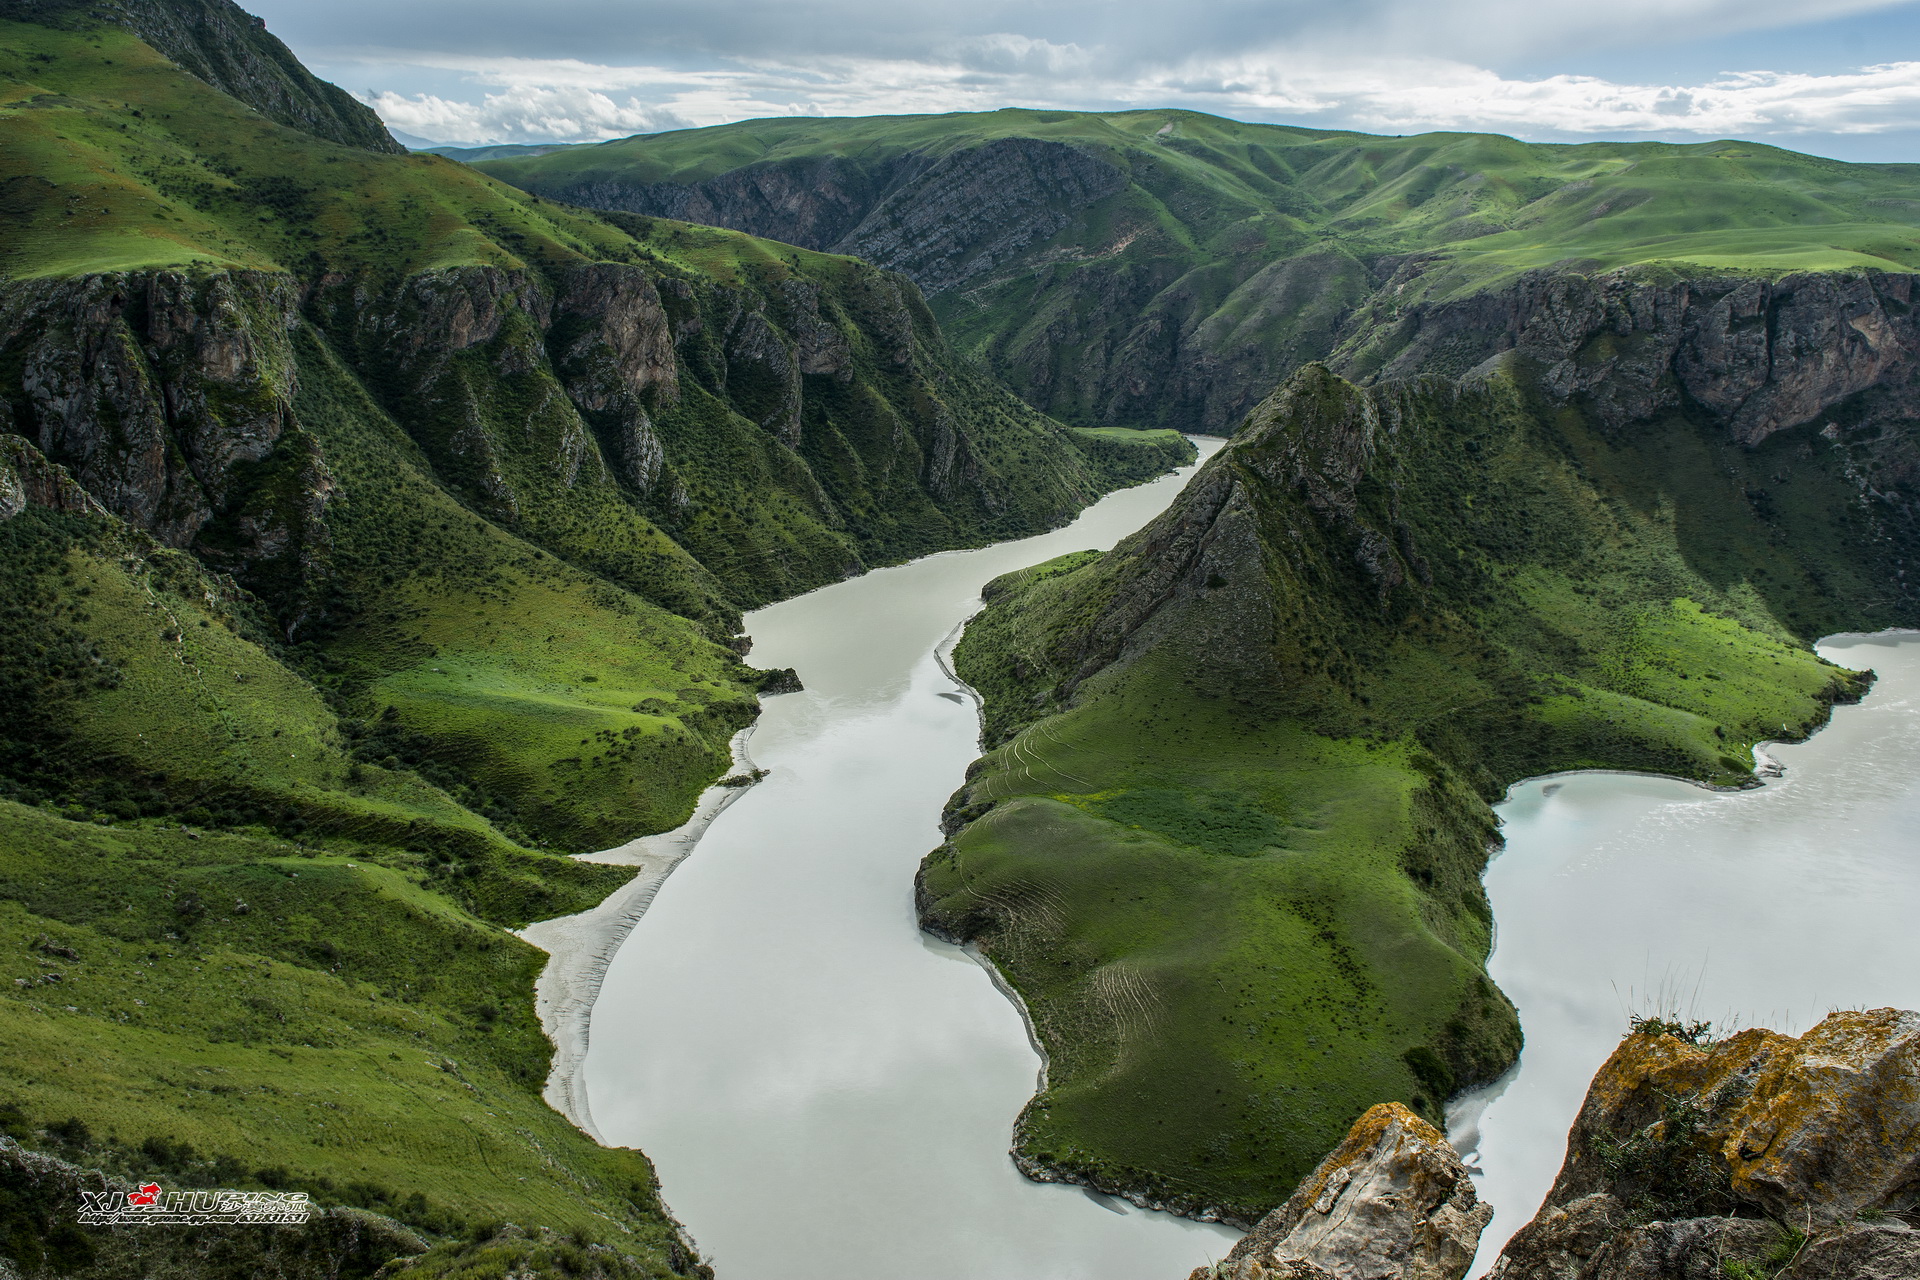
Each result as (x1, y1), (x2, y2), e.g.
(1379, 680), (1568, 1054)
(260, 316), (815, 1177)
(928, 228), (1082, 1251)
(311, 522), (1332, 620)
(921, 364), (1889, 1221)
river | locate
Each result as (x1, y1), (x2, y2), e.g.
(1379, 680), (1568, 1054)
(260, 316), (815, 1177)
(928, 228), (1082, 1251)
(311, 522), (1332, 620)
(579, 440), (1240, 1279)
(1454, 631), (1920, 1272)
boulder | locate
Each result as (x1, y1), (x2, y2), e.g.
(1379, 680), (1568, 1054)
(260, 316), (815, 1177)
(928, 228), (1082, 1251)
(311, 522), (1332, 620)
(1490, 1008), (1920, 1280)
(1190, 1102), (1491, 1280)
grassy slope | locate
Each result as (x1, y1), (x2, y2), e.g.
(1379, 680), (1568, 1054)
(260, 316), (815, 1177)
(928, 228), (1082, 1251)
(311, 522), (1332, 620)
(0, 505), (689, 1270)
(287, 330), (758, 852)
(480, 109), (1920, 427)
(921, 366), (1890, 1220)
(0, 21), (638, 279)
(0, 801), (695, 1269)
(0, 15), (1175, 1274)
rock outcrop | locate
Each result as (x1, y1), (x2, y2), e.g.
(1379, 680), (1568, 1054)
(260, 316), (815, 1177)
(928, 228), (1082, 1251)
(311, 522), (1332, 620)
(1342, 268), (1920, 448)
(1489, 1009), (1920, 1280)
(0, 270), (302, 547)
(1191, 1103), (1491, 1280)
(0, 433), (107, 522)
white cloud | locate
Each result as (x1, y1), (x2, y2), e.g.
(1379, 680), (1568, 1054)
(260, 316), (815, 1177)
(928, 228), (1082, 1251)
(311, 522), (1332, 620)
(356, 43), (1920, 146)
(362, 85), (691, 144)
(1260, 58), (1920, 137)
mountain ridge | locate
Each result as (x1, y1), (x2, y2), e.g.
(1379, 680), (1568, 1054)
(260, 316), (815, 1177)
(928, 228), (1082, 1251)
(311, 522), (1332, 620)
(478, 109), (1920, 434)
(0, 0), (403, 153)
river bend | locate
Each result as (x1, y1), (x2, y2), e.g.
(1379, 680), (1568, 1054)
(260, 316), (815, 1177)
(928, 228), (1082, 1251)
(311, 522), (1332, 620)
(582, 442), (1238, 1279)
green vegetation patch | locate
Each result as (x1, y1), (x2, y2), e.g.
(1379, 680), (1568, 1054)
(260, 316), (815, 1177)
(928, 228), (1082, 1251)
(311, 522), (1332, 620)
(0, 800), (700, 1276)
(1072, 787), (1289, 857)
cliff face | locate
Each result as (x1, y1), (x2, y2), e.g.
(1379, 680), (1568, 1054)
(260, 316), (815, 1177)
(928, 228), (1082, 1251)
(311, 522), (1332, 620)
(0, 0), (404, 153)
(478, 113), (1920, 436)
(1340, 268), (1920, 450)
(3, 270), (303, 549)
(0, 241), (1151, 638)
(532, 138), (1129, 300)
(1490, 1010), (1920, 1280)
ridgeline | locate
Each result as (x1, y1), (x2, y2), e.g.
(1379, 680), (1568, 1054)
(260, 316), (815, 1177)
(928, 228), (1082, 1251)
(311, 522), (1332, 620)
(478, 110), (1920, 434)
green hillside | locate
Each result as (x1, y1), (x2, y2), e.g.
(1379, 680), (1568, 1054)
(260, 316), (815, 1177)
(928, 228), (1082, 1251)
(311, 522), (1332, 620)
(480, 109), (1920, 431)
(0, 9), (1186, 1276)
(922, 363), (1900, 1219)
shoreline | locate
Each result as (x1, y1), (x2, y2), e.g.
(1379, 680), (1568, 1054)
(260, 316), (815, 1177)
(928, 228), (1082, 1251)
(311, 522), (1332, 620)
(1488, 630), (1899, 809)
(516, 727), (760, 1141)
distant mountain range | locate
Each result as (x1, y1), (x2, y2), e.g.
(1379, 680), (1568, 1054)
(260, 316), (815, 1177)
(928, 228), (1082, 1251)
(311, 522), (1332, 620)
(478, 111), (1920, 433)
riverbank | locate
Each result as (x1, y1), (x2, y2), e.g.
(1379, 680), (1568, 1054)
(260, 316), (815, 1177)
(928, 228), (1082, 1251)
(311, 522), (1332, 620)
(1459, 630), (1920, 1270)
(517, 729), (761, 1140)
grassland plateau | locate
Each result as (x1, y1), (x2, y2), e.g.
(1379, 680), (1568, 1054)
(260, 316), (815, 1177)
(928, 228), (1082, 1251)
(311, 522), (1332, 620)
(0, 2), (1187, 1275)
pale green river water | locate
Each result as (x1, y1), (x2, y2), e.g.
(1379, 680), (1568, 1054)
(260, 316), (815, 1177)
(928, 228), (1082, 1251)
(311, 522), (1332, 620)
(583, 441), (1239, 1280)
(1456, 632), (1920, 1272)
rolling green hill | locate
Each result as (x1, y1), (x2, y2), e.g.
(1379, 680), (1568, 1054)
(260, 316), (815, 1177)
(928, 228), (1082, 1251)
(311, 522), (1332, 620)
(0, 7), (1187, 1275)
(479, 109), (1920, 432)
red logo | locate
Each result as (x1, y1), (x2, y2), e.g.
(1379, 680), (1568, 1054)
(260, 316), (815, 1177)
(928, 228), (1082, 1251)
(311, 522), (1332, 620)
(127, 1183), (161, 1208)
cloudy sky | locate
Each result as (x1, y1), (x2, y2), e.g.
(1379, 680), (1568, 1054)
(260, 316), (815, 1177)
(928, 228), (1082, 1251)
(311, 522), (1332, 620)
(245, 0), (1920, 160)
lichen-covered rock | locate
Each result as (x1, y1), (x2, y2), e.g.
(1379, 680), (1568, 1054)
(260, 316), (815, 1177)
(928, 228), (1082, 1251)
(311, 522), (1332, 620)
(1490, 1008), (1920, 1280)
(1189, 1103), (1490, 1280)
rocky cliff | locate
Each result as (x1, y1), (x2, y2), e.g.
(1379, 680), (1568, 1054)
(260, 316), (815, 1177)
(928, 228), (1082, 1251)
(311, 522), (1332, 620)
(478, 112), (1920, 436)
(1489, 1010), (1920, 1280)
(0, 237), (1164, 641)
(1192, 1103), (1490, 1280)
(1340, 267), (1920, 454)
